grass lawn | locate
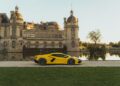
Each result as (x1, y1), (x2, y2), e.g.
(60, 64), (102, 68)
(0, 67), (120, 86)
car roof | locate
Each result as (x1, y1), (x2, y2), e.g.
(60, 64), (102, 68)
(50, 53), (67, 55)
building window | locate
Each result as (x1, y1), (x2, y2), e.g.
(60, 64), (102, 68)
(71, 41), (75, 48)
(59, 42), (62, 48)
(44, 41), (47, 48)
(4, 26), (7, 38)
(51, 41), (55, 48)
(20, 30), (22, 37)
(35, 41), (39, 48)
(19, 40), (23, 46)
(0, 36), (2, 40)
(27, 42), (30, 48)
(55, 34), (58, 38)
(20, 42), (22, 45)
(59, 34), (62, 38)
(71, 28), (75, 32)
(12, 41), (16, 48)
(3, 41), (7, 47)
(44, 26), (47, 30)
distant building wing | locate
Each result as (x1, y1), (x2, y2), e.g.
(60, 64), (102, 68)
(0, 13), (9, 23)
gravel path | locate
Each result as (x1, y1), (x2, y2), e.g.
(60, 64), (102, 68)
(0, 61), (120, 67)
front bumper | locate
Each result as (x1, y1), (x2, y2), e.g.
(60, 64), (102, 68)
(78, 59), (82, 63)
(34, 59), (38, 63)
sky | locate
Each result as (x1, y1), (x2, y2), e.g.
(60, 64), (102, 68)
(0, 0), (120, 43)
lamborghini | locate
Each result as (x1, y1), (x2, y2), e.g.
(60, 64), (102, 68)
(34, 53), (82, 65)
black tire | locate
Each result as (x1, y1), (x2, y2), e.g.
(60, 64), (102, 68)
(39, 58), (46, 65)
(67, 59), (75, 65)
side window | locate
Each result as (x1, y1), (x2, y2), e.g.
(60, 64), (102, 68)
(51, 54), (67, 58)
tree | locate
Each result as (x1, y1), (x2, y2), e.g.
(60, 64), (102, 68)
(118, 41), (120, 47)
(87, 29), (101, 45)
(109, 42), (114, 46)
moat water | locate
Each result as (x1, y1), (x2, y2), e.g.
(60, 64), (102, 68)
(0, 52), (119, 61)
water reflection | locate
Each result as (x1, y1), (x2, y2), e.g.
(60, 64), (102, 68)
(0, 52), (119, 61)
(109, 52), (120, 57)
(67, 52), (106, 61)
(85, 52), (120, 61)
(105, 53), (120, 60)
(88, 52), (106, 61)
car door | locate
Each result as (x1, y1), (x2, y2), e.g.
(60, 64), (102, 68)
(49, 54), (68, 64)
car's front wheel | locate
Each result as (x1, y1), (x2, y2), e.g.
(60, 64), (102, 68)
(67, 59), (75, 65)
(39, 58), (47, 65)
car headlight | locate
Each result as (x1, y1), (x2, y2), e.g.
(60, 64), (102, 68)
(34, 56), (38, 59)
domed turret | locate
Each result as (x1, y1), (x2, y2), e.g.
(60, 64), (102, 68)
(15, 12), (23, 21)
(64, 10), (80, 51)
(67, 10), (78, 23)
(10, 6), (24, 24)
(15, 6), (19, 12)
(15, 6), (24, 22)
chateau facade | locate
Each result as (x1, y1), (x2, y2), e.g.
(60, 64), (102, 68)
(0, 6), (80, 52)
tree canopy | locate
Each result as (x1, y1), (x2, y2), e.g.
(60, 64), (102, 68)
(87, 29), (101, 44)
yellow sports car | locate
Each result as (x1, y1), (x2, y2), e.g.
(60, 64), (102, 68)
(34, 53), (82, 65)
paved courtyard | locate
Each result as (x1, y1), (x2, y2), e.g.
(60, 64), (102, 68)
(0, 61), (120, 67)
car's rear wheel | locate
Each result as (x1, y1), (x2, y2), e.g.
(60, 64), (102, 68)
(39, 58), (46, 65)
(67, 59), (75, 65)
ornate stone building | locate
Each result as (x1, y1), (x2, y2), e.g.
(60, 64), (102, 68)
(0, 6), (80, 52)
